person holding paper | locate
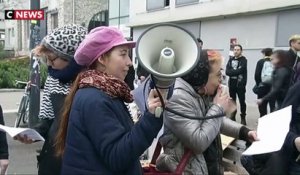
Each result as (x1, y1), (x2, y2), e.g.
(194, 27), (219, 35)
(55, 26), (163, 175)
(0, 105), (9, 175)
(262, 81), (300, 174)
(241, 81), (300, 175)
(14, 24), (87, 175)
(281, 80), (300, 174)
(155, 50), (258, 175)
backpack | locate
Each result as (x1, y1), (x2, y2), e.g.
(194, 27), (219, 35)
(261, 60), (273, 84)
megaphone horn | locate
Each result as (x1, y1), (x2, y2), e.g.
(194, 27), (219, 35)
(136, 23), (200, 90)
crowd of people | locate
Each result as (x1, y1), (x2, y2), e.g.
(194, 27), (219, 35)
(0, 23), (299, 175)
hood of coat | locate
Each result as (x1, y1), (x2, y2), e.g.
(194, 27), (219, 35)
(175, 78), (201, 98)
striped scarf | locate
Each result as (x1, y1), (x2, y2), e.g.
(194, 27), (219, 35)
(39, 76), (71, 119)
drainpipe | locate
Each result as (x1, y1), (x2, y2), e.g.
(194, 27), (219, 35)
(72, 0), (75, 23)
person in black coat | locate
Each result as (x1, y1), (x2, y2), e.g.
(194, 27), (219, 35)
(0, 105), (9, 175)
(287, 35), (300, 86)
(257, 50), (292, 109)
(14, 24), (87, 175)
(279, 80), (300, 174)
(226, 44), (247, 125)
(254, 48), (275, 117)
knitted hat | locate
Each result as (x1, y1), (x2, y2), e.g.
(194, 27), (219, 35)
(75, 26), (136, 67)
(41, 24), (88, 61)
(182, 50), (209, 90)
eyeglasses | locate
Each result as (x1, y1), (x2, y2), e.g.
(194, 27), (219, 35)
(47, 56), (59, 64)
(40, 55), (59, 65)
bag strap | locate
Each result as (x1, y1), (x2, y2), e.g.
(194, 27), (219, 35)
(150, 142), (192, 174)
(150, 141), (162, 165)
(174, 148), (192, 173)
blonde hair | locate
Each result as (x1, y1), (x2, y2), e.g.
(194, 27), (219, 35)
(289, 34), (300, 46)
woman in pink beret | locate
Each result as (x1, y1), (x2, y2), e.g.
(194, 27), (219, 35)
(55, 26), (163, 175)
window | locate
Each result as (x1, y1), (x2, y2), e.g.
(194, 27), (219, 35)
(147, 0), (169, 11)
(88, 10), (108, 32)
(0, 33), (5, 39)
(109, 0), (119, 19)
(51, 13), (58, 29)
(120, 0), (129, 16)
(176, 0), (198, 6)
(108, 0), (129, 27)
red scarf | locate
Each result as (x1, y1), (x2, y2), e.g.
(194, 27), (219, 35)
(78, 70), (133, 103)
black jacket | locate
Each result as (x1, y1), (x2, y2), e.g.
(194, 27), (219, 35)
(226, 56), (247, 88)
(34, 93), (66, 175)
(0, 105), (8, 159)
(262, 67), (292, 104)
(287, 49), (300, 86)
(287, 49), (298, 69)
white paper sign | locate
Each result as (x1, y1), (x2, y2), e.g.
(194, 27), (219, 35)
(0, 124), (44, 141)
(242, 106), (292, 155)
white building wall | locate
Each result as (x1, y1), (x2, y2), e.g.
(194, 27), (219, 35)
(129, 0), (300, 27)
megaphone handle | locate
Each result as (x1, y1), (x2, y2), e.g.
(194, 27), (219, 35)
(150, 75), (166, 109)
(149, 75), (166, 118)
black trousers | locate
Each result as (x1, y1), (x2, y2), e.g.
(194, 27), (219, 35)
(257, 88), (276, 117)
(229, 86), (246, 117)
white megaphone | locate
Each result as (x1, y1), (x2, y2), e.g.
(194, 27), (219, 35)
(135, 23), (200, 117)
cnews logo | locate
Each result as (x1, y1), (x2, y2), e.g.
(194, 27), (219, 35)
(5, 10), (44, 20)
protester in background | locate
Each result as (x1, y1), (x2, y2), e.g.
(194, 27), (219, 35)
(197, 38), (203, 49)
(226, 44), (247, 125)
(0, 105), (8, 175)
(14, 24), (87, 175)
(156, 50), (257, 175)
(254, 48), (275, 117)
(287, 34), (300, 85)
(257, 50), (292, 109)
(55, 26), (164, 175)
(133, 64), (149, 89)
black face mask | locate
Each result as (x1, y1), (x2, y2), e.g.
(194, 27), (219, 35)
(48, 58), (83, 83)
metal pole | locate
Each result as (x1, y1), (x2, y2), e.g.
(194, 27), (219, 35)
(28, 0), (41, 128)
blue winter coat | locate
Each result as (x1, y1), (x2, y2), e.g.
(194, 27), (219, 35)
(61, 87), (163, 175)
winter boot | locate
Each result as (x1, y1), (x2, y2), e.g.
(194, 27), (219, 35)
(241, 114), (247, 125)
(230, 110), (237, 121)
